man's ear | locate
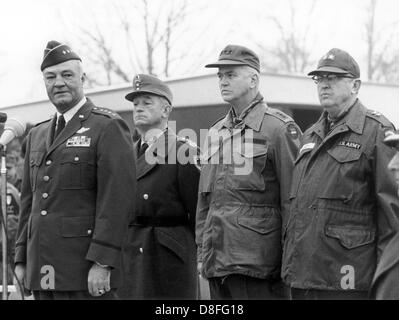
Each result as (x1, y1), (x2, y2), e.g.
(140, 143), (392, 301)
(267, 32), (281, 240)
(352, 79), (361, 94)
(81, 72), (86, 84)
(250, 73), (259, 89)
(162, 104), (172, 118)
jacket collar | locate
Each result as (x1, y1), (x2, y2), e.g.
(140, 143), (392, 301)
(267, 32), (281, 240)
(214, 93), (266, 132)
(135, 128), (178, 180)
(310, 99), (366, 138)
(46, 98), (94, 154)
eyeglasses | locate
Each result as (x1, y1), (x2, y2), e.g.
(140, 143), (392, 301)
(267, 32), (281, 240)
(311, 74), (356, 84)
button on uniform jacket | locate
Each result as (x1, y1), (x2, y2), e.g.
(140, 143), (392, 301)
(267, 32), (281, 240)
(196, 95), (301, 280)
(14, 98), (136, 291)
(282, 99), (399, 292)
(118, 129), (200, 299)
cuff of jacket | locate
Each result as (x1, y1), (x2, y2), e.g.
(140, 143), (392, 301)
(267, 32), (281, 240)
(14, 243), (26, 265)
(86, 239), (121, 268)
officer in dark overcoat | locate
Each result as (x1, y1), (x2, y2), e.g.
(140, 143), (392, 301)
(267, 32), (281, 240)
(13, 41), (136, 300)
(118, 74), (200, 300)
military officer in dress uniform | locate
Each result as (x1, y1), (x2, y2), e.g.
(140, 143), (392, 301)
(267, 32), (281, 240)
(282, 48), (399, 299)
(196, 45), (301, 299)
(13, 41), (136, 300)
(370, 131), (399, 299)
(118, 74), (200, 299)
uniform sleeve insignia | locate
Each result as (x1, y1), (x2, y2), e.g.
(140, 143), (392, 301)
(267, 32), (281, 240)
(287, 123), (300, 139)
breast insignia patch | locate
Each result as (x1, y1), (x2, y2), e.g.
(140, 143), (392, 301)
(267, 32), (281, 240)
(66, 136), (92, 147)
(338, 141), (361, 150)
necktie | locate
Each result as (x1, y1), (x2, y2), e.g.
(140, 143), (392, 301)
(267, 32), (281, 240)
(54, 115), (66, 140)
(138, 142), (149, 157)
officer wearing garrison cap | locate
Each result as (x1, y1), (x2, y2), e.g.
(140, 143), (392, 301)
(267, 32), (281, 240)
(370, 131), (399, 299)
(13, 41), (136, 299)
(282, 48), (399, 299)
(196, 45), (301, 299)
(118, 74), (200, 299)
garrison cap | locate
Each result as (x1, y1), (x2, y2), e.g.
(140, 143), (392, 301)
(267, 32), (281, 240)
(384, 130), (399, 149)
(308, 48), (360, 78)
(205, 44), (260, 73)
(125, 74), (173, 105)
(41, 40), (82, 71)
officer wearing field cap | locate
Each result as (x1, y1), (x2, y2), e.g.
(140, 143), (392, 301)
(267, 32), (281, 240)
(119, 74), (200, 299)
(196, 45), (301, 299)
(282, 48), (399, 299)
(14, 40), (136, 300)
(370, 131), (399, 299)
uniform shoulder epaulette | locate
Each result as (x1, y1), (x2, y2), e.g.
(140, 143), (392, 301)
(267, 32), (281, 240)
(210, 115), (226, 128)
(34, 117), (52, 127)
(265, 107), (294, 124)
(92, 106), (120, 119)
(366, 109), (394, 128)
(177, 136), (201, 151)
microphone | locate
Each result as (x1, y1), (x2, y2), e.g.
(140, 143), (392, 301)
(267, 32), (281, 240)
(0, 113), (7, 123)
(0, 118), (26, 148)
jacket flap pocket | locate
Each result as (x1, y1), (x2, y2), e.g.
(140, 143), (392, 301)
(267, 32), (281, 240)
(237, 207), (280, 235)
(61, 150), (95, 164)
(30, 151), (45, 166)
(238, 143), (268, 158)
(155, 229), (186, 262)
(327, 148), (362, 163)
(325, 225), (375, 249)
(61, 216), (95, 237)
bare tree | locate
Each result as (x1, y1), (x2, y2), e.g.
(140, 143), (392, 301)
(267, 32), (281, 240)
(67, 0), (204, 86)
(256, 0), (317, 74)
(364, 0), (399, 82)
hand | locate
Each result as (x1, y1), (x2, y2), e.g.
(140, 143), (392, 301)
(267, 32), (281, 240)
(88, 263), (111, 297)
(13, 263), (27, 298)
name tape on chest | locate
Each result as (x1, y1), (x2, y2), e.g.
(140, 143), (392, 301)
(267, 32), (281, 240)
(338, 140), (362, 150)
(66, 136), (92, 147)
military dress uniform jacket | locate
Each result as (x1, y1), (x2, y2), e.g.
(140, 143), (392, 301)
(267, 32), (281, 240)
(196, 95), (301, 280)
(14, 99), (136, 291)
(119, 129), (200, 299)
(282, 99), (399, 292)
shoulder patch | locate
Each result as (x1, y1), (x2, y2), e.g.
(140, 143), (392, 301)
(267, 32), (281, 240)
(92, 106), (120, 119)
(287, 123), (300, 139)
(366, 109), (395, 128)
(265, 107), (294, 124)
(34, 117), (52, 127)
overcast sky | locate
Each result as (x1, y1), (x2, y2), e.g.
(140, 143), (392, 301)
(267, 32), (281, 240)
(1, 0), (399, 107)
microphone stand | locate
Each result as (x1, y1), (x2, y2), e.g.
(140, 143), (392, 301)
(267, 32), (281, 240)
(1, 145), (7, 300)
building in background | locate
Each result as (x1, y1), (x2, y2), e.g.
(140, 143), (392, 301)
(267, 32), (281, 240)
(2, 73), (399, 142)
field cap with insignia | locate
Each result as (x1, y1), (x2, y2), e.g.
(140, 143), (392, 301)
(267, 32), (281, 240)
(205, 44), (260, 73)
(41, 40), (82, 71)
(125, 74), (173, 105)
(384, 130), (399, 149)
(308, 48), (360, 78)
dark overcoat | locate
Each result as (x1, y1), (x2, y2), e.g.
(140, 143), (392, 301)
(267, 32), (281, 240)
(14, 98), (136, 292)
(118, 129), (200, 299)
